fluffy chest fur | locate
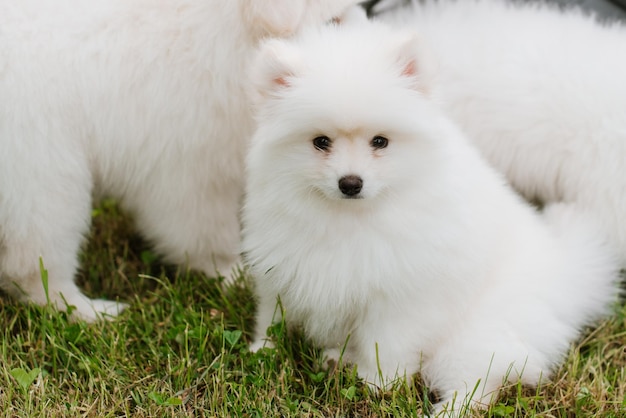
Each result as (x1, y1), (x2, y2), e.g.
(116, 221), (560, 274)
(244, 151), (498, 346)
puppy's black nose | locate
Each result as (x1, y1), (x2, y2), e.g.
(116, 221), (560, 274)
(338, 175), (363, 197)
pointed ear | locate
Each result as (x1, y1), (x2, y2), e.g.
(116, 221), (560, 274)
(332, 4), (369, 25)
(250, 39), (302, 104)
(393, 32), (436, 96)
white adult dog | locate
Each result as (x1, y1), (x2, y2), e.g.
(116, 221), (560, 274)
(243, 19), (619, 415)
(0, 0), (359, 321)
(378, 0), (626, 268)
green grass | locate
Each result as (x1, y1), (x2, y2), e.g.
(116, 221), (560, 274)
(0, 201), (625, 417)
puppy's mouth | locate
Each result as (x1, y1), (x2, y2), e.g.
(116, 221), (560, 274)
(340, 194), (364, 200)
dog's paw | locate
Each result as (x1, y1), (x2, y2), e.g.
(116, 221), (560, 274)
(70, 298), (128, 322)
(428, 391), (479, 418)
(211, 258), (245, 287)
(322, 348), (341, 363)
(249, 338), (275, 353)
(321, 347), (342, 371)
(428, 401), (463, 418)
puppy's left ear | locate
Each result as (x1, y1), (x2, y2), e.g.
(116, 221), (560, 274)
(393, 32), (437, 96)
(332, 4), (369, 25)
(249, 39), (302, 104)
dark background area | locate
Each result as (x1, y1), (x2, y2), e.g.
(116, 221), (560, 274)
(363, 0), (626, 21)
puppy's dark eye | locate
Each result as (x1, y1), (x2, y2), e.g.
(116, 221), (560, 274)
(371, 135), (389, 149)
(313, 135), (331, 151)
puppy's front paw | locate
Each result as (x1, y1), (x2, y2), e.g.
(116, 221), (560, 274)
(322, 347), (342, 371)
(428, 391), (477, 418)
(249, 338), (275, 352)
(212, 258), (245, 287)
(428, 401), (462, 418)
(72, 298), (129, 322)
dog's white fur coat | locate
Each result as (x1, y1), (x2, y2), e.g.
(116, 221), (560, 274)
(0, 0), (358, 321)
(243, 19), (619, 413)
(379, 0), (626, 268)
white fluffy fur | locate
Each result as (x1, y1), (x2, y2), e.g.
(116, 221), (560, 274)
(0, 0), (359, 321)
(243, 20), (619, 414)
(379, 0), (626, 268)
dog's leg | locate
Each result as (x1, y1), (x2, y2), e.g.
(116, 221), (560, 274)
(0, 145), (126, 321)
(249, 288), (283, 352)
(421, 323), (531, 416)
(128, 170), (243, 284)
(348, 312), (423, 390)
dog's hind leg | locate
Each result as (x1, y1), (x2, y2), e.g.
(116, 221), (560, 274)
(127, 159), (244, 284)
(0, 136), (125, 321)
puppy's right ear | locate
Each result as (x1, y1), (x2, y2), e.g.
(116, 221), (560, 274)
(250, 39), (302, 103)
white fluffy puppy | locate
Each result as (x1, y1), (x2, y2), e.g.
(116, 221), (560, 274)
(242, 19), (619, 414)
(379, 0), (626, 268)
(0, 0), (359, 321)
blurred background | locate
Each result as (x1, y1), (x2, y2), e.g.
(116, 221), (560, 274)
(362, 0), (626, 21)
